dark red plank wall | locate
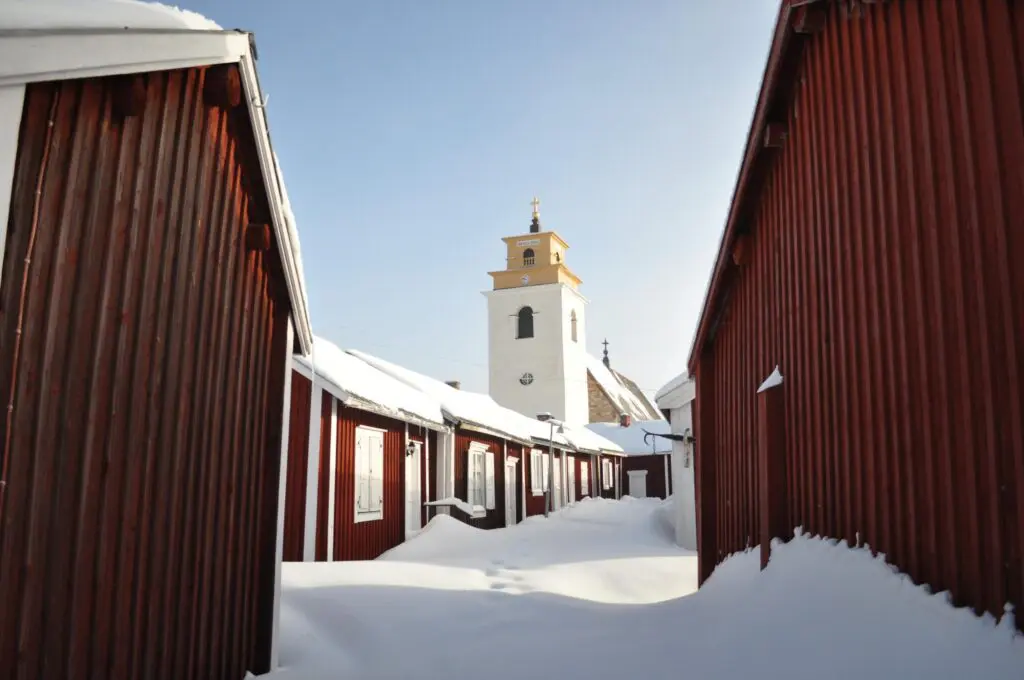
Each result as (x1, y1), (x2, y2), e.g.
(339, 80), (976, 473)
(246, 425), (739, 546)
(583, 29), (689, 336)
(283, 371), (312, 561)
(694, 0), (1024, 624)
(0, 68), (292, 680)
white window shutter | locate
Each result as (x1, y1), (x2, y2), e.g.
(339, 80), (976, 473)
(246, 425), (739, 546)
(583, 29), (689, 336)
(355, 434), (368, 511)
(466, 450), (476, 507)
(485, 450), (496, 510)
(370, 434), (384, 512)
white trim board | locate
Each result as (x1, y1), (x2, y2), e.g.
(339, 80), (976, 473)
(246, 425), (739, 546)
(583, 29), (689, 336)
(0, 84), (24, 289)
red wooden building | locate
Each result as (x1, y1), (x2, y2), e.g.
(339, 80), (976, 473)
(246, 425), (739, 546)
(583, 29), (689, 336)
(688, 0), (1024, 626)
(351, 350), (624, 526)
(283, 340), (448, 561)
(0, 11), (313, 680)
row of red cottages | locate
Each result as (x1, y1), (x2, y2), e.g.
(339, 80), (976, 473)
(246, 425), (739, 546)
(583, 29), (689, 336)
(281, 352), (629, 562)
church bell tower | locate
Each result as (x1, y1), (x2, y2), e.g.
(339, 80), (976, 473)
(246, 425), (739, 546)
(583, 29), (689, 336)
(482, 198), (590, 425)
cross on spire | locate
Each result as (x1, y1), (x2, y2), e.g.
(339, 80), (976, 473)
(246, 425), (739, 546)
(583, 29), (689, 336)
(602, 339), (610, 368)
(529, 196), (542, 233)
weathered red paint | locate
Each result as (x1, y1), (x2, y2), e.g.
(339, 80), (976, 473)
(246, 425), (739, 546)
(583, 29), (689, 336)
(331, 404), (406, 561)
(0, 67), (292, 680)
(689, 0), (1024, 625)
(283, 372), (312, 561)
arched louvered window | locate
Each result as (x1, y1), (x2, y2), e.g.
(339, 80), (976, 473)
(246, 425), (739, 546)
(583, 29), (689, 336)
(522, 248), (536, 266)
(517, 306), (535, 339)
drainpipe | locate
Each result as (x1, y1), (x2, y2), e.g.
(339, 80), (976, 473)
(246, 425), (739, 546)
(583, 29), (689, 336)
(424, 426), (431, 522)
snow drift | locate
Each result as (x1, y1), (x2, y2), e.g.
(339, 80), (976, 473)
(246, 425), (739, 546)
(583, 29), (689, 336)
(255, 497), (1022, 679)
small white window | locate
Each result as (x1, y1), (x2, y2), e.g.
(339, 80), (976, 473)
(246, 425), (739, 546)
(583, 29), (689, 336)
(467, 443), (496, 511)
(355, 426), (385, 523)
(602, 459), (613, 490)
(530, 448), (544, 495)
(580, 461), (590, 496)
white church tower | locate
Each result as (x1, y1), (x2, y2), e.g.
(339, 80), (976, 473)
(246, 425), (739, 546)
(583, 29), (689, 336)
(483, 198), (590, 425)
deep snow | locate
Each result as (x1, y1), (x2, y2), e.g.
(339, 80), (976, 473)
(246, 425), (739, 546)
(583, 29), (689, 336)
(257, 497), (1023, 680)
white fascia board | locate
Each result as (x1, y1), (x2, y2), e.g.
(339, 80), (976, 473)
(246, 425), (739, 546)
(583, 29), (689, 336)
(237, 52), (313, 355)
(0, 84), (24, 293)
(0, 29), (247, 87)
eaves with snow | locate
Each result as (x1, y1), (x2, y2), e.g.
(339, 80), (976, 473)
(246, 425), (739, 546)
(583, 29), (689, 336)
(296, 338), (447, 431)
(346, 349), (623, 455)
(0, 0), (314, 353)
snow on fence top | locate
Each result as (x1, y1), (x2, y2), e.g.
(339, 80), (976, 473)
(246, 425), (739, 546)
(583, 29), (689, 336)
(296, 339), (445, 429)
(585, 419), (673, 455)
(0, 0), (222, 30)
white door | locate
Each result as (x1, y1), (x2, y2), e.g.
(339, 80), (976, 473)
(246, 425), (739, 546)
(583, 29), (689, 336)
(557, 462), (565, 510)
(405, 441), (422, 537)
(504, 459), (518, 527)
(567, 456), (576, 504)
(627, 470), (648, 498)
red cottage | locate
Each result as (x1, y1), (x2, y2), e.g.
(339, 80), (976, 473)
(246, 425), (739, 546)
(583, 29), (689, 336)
(283, 339), (448, 561)
(0, 9), (313, 680)
(688, 0), (1024, 626)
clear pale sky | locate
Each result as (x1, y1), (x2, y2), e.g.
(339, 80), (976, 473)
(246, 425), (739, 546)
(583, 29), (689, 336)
(184, 0), (780, 397)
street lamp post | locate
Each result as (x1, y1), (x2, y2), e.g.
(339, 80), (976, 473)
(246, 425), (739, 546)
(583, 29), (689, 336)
(536, 412), (563, 517)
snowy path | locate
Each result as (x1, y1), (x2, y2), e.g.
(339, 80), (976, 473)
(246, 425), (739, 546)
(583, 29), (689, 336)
(259, 498), (1023, 680)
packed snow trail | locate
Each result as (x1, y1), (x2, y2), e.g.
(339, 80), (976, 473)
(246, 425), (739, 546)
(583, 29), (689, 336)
(257, 497), (1023, 680)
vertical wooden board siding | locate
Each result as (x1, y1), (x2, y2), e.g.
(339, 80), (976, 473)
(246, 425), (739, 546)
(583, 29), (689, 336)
(283, 371), (312, 561)
(0, 68), (291, 680)
(693, 0), (1024, 625)
(314, 390), (332, 561)
(453, 430), (507, 530)
(331, 406), (405, 561)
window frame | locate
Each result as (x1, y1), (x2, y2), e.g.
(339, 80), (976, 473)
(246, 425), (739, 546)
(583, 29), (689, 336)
(516, 306), (535, 339)
(354, 425), (386, 523)
(522, 247), (536, 267)
(467, 441), (495, 514)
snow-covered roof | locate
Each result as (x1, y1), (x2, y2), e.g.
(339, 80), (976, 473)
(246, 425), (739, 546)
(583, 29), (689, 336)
(559, 425), (624, 455)
(0, 0), (314, 354)
(0, 0), (221, 30)
(585, 420), (673, 455)
(584, 353), (662, 421)
(347, 350), (539, 444)
(295, 338), (445, 430)
(655, 371), (695, 410)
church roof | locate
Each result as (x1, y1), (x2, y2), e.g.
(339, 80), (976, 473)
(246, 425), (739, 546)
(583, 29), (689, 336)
(584, 352), (663, 422)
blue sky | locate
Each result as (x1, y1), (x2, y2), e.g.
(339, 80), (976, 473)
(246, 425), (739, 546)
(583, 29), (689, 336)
(186, 0), (779, 397)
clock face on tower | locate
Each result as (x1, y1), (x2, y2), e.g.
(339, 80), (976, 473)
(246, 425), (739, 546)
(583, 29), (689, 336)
(519, 372), (534, 386)
(520, 274), (530, 285)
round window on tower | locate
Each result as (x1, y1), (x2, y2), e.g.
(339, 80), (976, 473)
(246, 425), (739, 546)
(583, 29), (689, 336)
(519, 372), (534, 386)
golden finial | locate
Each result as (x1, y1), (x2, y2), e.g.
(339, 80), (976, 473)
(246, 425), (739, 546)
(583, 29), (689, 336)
(531, 196), (540, 219)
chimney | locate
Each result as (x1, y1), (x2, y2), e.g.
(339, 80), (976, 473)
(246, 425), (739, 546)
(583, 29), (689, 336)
(446, 380), (461, 390)
(619, 413), (632, 428)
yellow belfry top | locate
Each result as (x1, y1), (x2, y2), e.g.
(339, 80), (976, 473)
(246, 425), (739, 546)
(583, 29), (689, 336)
(488, 198), (582, 291)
